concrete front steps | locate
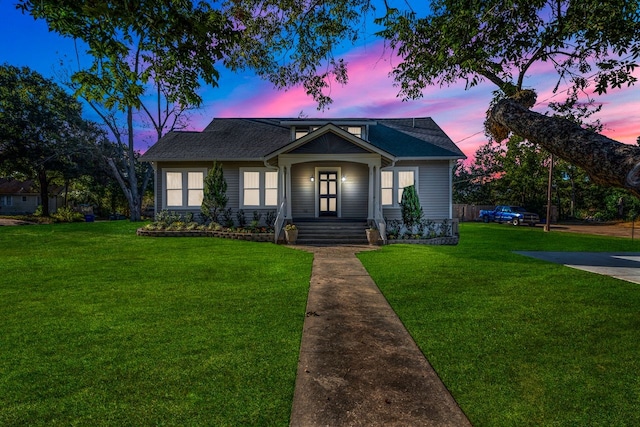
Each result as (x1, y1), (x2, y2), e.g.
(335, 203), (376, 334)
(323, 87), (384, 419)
(295, 219), (369, 245)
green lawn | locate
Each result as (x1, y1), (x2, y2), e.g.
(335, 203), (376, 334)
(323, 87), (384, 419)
(4, 221), (640, 426)
(358, 223), (640, 426)
(0, 221), (313, 426)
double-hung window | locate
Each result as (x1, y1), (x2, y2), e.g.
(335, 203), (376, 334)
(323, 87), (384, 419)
(164, 169), (205, 209)
(380, 168), (418, 206)
(240, 169), (279, 208)
(1, 195), (12, 206)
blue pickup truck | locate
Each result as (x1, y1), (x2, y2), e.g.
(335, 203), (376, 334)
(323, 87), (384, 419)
(479, 205), (540, 226)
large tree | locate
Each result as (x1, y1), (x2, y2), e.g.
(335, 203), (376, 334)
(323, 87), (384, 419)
(17, 0), (240, 221)
(0, 64), (102, 216)
(17, 0), (370, 220)
(378, 0), (640, 196)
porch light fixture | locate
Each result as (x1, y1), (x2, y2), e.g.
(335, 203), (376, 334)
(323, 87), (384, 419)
(310, 176), (315, 182)
(341, 176), (346, 182)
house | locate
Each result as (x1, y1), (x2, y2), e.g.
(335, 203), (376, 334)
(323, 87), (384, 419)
(141, 118), (466, 243)
(0, 178), (64, 215)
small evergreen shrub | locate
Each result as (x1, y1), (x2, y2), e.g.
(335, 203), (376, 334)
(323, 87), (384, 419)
(236, 209), (246, 227)
(201, 162), (228, 222)
(400, 185), (423, 229)
(264, 210), (276, 230)
(222, 208), (234, 228)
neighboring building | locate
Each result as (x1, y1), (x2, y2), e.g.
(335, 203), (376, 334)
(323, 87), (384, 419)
(0, 178), (64, 215)
(141, 118), (466, 241)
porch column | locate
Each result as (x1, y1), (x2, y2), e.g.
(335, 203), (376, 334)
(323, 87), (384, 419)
(448, 160), (454, 219)
(285, 164), (293, 218)
(368, 164), (374, 220)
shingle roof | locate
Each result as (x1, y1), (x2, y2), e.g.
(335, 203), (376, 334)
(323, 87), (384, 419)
(141, 117), (465, 161)
(371, 118), (466, 158)
(0, 178), (63, 195)
(141, 119), (290, 161)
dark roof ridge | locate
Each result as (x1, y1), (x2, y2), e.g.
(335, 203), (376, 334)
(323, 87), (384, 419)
(202, 117), (286, 132)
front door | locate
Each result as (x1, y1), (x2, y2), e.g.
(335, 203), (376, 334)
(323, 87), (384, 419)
(319, 171), (338, 216)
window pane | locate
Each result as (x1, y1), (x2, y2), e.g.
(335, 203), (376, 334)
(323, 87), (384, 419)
(398, 171), (414, 188)
(381, 171), (393, 188)
(265, 189), (277, 206)
(265, 172), (278, 206)
(265, 172), (278, 204)
(320, 181), (328, 195)
(244, 189), (259, 206)
(265, 172), (278, 188)
(166, 172), (182, 190)
(188, 172), (203, 190)
(320, 198), (327, 211)
(382, 189), (393, 206)
(244, 171), (260, 189)
(398, 171), (415, 202)
(346, 126), (362, 137)
(329, 198), (336, 211)
(167, 189), (182, 206)
(188, 189), (203, 206)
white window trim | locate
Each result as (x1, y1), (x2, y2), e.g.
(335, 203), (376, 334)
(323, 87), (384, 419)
(239, 168), (279, 208)
(380, 167), (419, 207)
(162, 168), (207, 210)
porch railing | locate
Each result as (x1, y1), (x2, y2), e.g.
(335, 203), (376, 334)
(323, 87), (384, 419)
(274, 199), (287, 243)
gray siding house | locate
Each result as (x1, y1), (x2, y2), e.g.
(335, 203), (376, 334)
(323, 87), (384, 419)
(141, 118), (465, 241)
(0, 178), (64, 215)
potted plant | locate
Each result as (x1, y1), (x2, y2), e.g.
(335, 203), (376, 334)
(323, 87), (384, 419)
(285, 223), (298, 244)
(366, 227), (380, 245)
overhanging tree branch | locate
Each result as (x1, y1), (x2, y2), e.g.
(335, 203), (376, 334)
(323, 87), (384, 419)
(490, 98), (640, 197)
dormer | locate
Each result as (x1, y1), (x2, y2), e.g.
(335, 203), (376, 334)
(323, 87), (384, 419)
(280, 120), (376, 142)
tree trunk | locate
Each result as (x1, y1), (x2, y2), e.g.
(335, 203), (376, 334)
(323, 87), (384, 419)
(37, 169), (50, 216)
(492, 99), (640, 198)
(126, 107), (141, 222)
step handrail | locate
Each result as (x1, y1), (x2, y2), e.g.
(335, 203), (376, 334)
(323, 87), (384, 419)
(374, 206), (387, 244)
(274, 199), (287, 243)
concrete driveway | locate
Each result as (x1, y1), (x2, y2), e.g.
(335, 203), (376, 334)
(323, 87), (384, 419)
(516, 252), (640, 284)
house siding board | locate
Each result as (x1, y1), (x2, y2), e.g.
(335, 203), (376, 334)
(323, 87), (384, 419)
(291, 163), (317, 218)
(290, 161), (368, 218)
(382, 161), (451, 220)
(209, 161), (266, 213)
(157, 161), (218, 213)
(341, 162), (368, 218)
(420, 161), (451, 218)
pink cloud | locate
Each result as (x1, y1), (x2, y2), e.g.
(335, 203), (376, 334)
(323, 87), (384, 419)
(183, 41), (637, 162)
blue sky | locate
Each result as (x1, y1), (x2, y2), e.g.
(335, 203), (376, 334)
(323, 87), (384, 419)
(1, 0), (638, 160)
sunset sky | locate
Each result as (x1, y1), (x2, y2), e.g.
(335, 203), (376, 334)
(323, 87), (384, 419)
(1, 1), (638, 162)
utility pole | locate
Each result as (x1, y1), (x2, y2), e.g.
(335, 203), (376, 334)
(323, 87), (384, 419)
(544, 154), (553, 232)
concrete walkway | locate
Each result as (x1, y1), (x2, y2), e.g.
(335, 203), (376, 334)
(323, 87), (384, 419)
(516, 251), (640, 284)
(289, 245), (471, 427)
